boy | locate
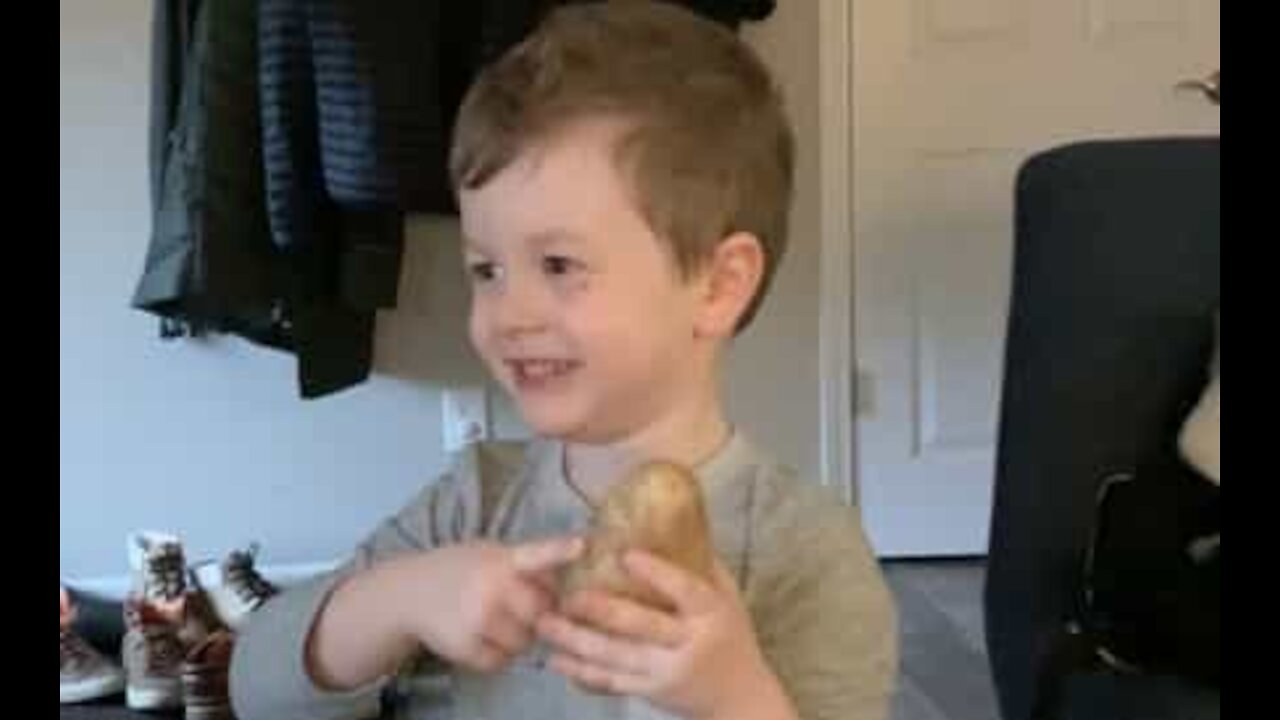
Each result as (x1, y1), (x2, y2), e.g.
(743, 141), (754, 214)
(231, 4), (898, 719)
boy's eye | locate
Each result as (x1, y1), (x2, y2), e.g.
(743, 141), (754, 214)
(542, 255), (580, 276)
(468, 261), (500, 283)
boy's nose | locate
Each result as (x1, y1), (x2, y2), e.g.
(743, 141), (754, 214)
(489, 281), (550, 337)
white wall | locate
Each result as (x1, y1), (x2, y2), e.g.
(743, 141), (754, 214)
(59, 0), (823, 579)
(732, 2), (823, 496)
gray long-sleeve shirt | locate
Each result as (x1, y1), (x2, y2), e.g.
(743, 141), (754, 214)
(230, 433), (899, 720)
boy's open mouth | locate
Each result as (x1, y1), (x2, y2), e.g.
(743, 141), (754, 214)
(506, 359), (581, 389)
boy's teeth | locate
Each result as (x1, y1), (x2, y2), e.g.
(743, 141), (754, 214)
(520, 361), (569, 379)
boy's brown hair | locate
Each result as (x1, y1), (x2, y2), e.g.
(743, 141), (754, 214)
(450, 1), (794, 331)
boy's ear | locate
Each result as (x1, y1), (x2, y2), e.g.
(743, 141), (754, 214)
(694, 231), (765, 339)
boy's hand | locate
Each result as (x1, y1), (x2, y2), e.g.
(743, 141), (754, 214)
(536, 551), (797, 720)
(406, 537), (582, 674)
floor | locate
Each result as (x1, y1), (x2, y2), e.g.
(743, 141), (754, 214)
(883, 558), (1002, 720)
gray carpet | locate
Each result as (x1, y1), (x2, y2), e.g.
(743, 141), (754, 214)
(883, 558), (1001, 720)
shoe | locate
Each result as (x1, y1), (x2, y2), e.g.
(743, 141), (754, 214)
(181, 630), (236, 720)
(60, 587), (126, 704)
(192, 544), (278, 631)
(127, 530), (188, 605)
(179, 585), (227, 648)
(126, 530), (224, 646)
(122, 597), (185, 711)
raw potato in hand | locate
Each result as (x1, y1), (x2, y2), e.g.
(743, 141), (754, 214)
(563, 461), (715, 612)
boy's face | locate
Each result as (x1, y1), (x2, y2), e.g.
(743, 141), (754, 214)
(459, 121), (710, 444)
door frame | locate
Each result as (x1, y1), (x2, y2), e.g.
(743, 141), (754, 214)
(817, 0), (857, 507)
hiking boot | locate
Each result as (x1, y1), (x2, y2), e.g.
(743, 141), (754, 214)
(127, 529), (224, 645)
(122, 597), (185, 711)
(128, 530), (188, 605)
(192, 544), (278, 630)
(60, 587), (126, 704)
(181, 630), (236, 720)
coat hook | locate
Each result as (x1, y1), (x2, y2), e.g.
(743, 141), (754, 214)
(1176, 69), (1220, 105)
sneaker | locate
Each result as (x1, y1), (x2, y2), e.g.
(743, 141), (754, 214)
(122, 597), (185, 711)
(192, 544), (278, 631)
(181, 630), (236, 720)
(127, 529), (224, 646)
(179, 585), (227, 648)
(127, 530), (188, 605)
(60, 587), (126, 704)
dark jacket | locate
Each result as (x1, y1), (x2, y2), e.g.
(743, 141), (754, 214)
(134, 0), (775, 399)
(135, 0), (376, 398)
(134, 0), (285, 349)
(682, 0), (775, 28)
(253, 0), (776, 315)
(256, 0), (559, 314)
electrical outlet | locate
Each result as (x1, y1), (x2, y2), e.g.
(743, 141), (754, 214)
(442, 387), (490, 453)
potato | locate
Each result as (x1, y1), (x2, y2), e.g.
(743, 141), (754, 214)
(561, 460), (714, 613)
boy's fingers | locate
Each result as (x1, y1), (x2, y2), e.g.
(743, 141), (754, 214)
(466, 640), (510, 674)
(549, 652), (651, 697)
(564, 590), (685, 648)
(523, 568), (560, 597)
(504, 580), (555, 626)
(622, 551), (717, 615)
(536, 614), (656, 676)
(482, 609), (534, 656)
(710, 557), (741, 596)
(511, 536), (584, 575)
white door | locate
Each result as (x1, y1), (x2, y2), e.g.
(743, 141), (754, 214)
(852, 0), (1220, 556)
